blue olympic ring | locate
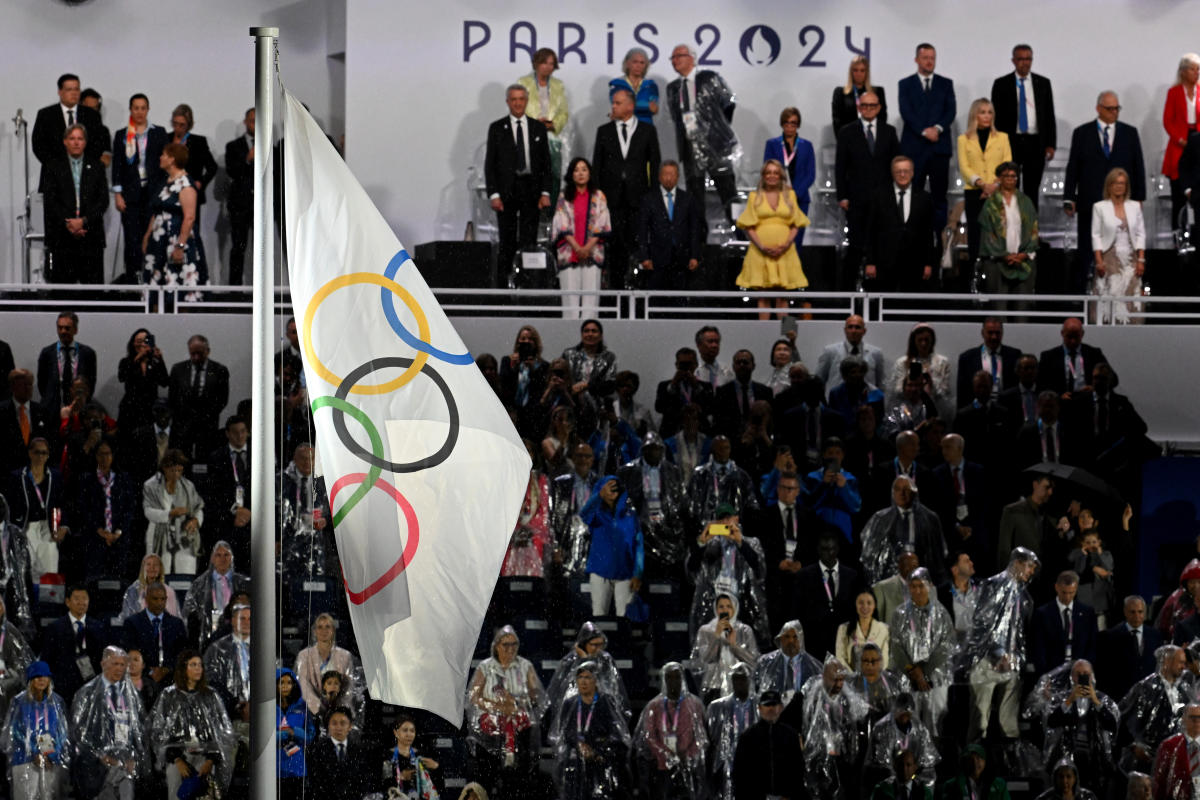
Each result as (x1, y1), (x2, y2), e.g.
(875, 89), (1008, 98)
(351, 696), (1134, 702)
(380, 249), (474, 365)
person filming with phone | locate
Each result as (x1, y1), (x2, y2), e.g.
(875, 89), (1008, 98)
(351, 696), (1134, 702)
(1039, 659), (1118, 795)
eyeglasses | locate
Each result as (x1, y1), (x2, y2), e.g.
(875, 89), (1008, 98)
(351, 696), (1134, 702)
(1099, 105), (1122, 112)
(858, 103), (880, 109)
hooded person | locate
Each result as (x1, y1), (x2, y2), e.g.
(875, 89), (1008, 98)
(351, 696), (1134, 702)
(690, 593), (760, 701)
(0, 495), (33, 640)
(705, 662), (758, 800)
(4, 661), (71, 800)
(865, 692), (939, 788)
(579, 474), (644, 617)
(754, 619), (823, 730)
(684, 437), (762, 527)
(869, 748), (935, 800)
(68, 646), (147, 800)
(888, 566), (957, 734)
(1029, 660), (1118, 794)
(544, 621), (631, 736)
(843, 641), (912, 745)
(801, 654), (869, 798)
(552, 660), (631, 800)
(275, 667), (313, 794)
(1155, 558), (1200, 641)
(1034, 757), (1099, 800)
(633, 661), (707, 799)
(465, 625), (548, 796)
(964, 546), (1039, 743)
(148, 649), (237, 797)
(860, 477), (949, 586)
(687, 503), (769, 645)
(0, 597), (34, 723)
(618, 431), (687, 576)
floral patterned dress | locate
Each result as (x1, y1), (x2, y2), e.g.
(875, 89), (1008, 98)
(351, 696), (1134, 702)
(143, 173), (208, 297)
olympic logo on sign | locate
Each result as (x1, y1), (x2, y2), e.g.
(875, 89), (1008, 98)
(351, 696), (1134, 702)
(302, 249), (470, 603)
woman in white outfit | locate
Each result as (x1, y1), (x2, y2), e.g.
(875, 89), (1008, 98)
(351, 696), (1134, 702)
(142, 449), (204, 575)
(1091, 167), (1146, 324)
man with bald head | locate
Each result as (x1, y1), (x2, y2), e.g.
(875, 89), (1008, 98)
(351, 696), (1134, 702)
(835, 90), (900, 289)
(1063, 91), (1146, 293)
(1036, 317), (1110, 397)
(816, 314), (886, 391)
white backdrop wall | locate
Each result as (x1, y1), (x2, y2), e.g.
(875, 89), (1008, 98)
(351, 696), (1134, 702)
(0, 0), (344, 285)
(346, 0), (1191, 248)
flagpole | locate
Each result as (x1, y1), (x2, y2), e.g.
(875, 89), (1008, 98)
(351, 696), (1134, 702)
(249, 25), (279, 800)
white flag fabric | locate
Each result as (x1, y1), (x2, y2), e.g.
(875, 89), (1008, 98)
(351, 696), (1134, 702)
(282, 92), (530, 724)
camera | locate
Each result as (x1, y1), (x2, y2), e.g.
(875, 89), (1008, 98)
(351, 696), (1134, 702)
(1079, 673), (1091, 687)
(145, 333), (155, 350)
(907, 362), (924, 382)
(517, 341), (535, 361)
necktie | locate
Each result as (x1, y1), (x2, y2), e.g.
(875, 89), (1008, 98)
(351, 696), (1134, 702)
(825, 567), (836, 598)
(1023, 390), (1035, 421)
(923, 77), (931, 93)
(682, 78), (691, 111)
(1133, 627), (1142, 656)
(192, 364), (202, 395)
(900, 510), (912, 543)
(1102, 125), (1112, 158)
(1017, 77), (1029, 133)
(1190, 741), (1200, 775)
(514, 119), (527, 172)
(1097, 396), (1109, 436)
(1045, 427), (1057, 462)
(337, 742), (346, 762)
(75, 620), (84, 649)
(157, 430), (168, 459)
(866, 122), (875, 155)
(851, 345), (860, 356)
(666, 190), (675, 220)
(784, 656), (795, 690)
(61, 347), (74, 402)
(109, 684), (120, 707)
(68, 109), (75, 126)
(235, 451), (247, 483)
(1063, 607), (1071, 635)
(952, 466), (962, 502)
(152, 616), (161, 644)
(620, 121), (628, 144)
(18, 405), (29, 445)
(784, 506), (795, 542)
(897, 189), (906, 222)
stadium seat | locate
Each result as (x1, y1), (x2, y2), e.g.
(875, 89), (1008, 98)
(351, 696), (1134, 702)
(88, 578), (125, 622)
(651, 617), (693, 664)
(643, 578), (684, 620)
(492, 576), (547, 619)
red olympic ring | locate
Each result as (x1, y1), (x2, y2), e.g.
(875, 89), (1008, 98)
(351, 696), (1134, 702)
(329, 473), (420, 604)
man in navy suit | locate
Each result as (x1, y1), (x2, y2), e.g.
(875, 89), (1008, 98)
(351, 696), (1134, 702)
(797, 533), (864, 659)
(1029, 570), (1099, 678)
(40, 585), (108, 703)
(1063, 91), (1146, 293)
(36, 311), (98, 412)
(223, 108), (255, 286)
(713, 349), (773, 440)
(955, 317), (1021, 405)
(654, 346), (713, 439)
(1036, 317), (1109, 398)
(835, 90), (900, 288)
(928, 434), (993, 574)
(31, 73), (106, 190)
(111, 93), (168, 282)
(484, 84), (552, 280)
(863, 156), (937, 292)
(636, 161), (704, 294)
(898, 43), (957, 232)
(122, 582), (187, 683)
(42, 125), (108, 285)
(593, 88), (661, 289)
(1096, 594), (1161, 700)
(990, 45), (1057, 208)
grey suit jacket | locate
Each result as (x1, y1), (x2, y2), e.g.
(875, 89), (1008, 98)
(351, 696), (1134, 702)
(816, 341), (886, 392)
(872, 574), (908, 627)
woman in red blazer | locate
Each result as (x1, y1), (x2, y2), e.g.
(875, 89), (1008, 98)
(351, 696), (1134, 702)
(1162, 53), (1200, 227)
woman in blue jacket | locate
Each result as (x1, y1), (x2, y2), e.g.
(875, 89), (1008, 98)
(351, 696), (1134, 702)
(276, 667), (313, 793)
(580, 475), (643, 617)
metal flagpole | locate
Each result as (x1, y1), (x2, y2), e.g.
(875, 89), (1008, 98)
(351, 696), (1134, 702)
(249, 25), (279, 800)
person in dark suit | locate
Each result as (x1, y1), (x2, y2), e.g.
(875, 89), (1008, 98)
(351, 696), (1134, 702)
(798, 533), (864, 659)
(78, 88), (112, 168)
(112, 93), (168, 281)
(223, 108), (255, 286)
(1063, 91), (1146, 293)
(654, 346), (713, 439)
(996, 474), (1054, 568)
(952, 372), (1012, 474)
(990, 44), (1056, 208)
(929, 434), (993, 575)
(1065, 362), (1149, 482)
(41, 124), (108, 284)
(713, 349), (773, 440)
(665, 44), (740, 218)
(592, 88), (660, 289)
(308, 708), (373, 799)
(998, 353), (1041, 432)
(484, 84), (552, 278)
(125, 400), (188, 484)
(168, 104), (220, 227)
(0, 340), (13, 403)
(776, 375), (846, 473)
(757, 472), (831, 625)
(1036, 317), (1109, 398)
(835, 91), (900, 287)
(36, 311), (98, 412)
(955, 317), (1021, 406)
(1015, 391), (1083, 470)
(202, 418), (251, 565)
(76, 439), (137, 581)
(0, 370), (56, 475)
(863, 155), (937, 292)
(832, 55), (888, 133)
(167, 334), (230, 460)
(31, 73), (106, 189)
(897, 43), (957, 231)
(636, 160), (703, 294)
(1028, 570), (1099, 677)
(1096, 595), (1160, 700)
(122, 582), (188, 684)
(40, 585), (107, 703)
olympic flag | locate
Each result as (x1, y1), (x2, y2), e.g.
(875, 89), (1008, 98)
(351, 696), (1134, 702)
(281, 92), (531, 723)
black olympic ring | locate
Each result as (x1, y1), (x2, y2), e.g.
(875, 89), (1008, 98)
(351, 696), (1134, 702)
(331, 356), (461, 473)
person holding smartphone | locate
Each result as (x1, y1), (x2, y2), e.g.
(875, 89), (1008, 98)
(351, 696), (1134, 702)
(1039, 659), (1117, 796)
(690, 594), (760, 703)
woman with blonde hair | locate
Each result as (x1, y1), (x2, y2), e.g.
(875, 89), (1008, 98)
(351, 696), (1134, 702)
(1091, 167), (1146, 323)
(1162, 53), (1200, 227)
(120, 553), (182, 621)
(735, 159), (810, 318)
(957, 98), (1012, 265)
(518, 48), (570, 202)
(832, 55), (888, 132)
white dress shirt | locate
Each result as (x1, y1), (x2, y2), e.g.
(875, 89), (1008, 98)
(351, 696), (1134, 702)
(676, 67), (698, 110)
(1002, 192), (1022, 254)
(617, 116), (638, 159)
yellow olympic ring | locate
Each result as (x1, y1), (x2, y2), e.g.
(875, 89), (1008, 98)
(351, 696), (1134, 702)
(302, 272), (431, 395)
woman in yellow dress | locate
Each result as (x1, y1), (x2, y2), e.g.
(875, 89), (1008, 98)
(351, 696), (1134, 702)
(736, 159), (810, 318)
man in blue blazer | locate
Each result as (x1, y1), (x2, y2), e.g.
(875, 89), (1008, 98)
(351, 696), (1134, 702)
(111, 93), (168, 282)
(122, 582), (188, 683)
(898, 43), (957, 233)
(1063, 91), (1146, 293)
(36, 311), (98, 412)
(1029, 570), (1099, 678)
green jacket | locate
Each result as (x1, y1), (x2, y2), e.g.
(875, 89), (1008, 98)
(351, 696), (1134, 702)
(939, 774), (1011, 800)
(978, 189), (1039, 280)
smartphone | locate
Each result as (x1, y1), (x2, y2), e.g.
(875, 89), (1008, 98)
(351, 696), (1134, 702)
(517, 341), (535, 360)
(907, 361), (924, 382)
(708, 524), (732, 538)
(780, 315), (798, 336)
(145, 333), (156, 350)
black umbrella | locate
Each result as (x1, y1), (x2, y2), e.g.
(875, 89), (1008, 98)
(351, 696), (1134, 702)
(1023, 462), (1124, 507)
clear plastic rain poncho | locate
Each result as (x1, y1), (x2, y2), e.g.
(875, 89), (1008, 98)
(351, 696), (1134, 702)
(889, 568), (957, 731)
(633, 662), (708, 799)
(685, 457), (760, 529)
(1024, 662), (1118, 777)
(552, 661), (631, 800)
(843, 643), (912, 726)
(754, 620), (824, 710)
(690, 594), (760, 697)
(552, 472), (599, 577)
(278, 462), (332, 579)
(69, 674), (148, 796)
(0, 496), (33, 635)
(962, 548), (1038, 674)
(3, 682), (71, 797)
(149, 684), (236, 791)
(1034, 757), (1100, 800)
(704, 663), (759, 800)
(800, 656), (869, 799)
(203, 633), (250, 717)
(501, 472), (553, 578)
(618, 434), (688, 569)
(866, 694), (939, 785)
(688, 533), (769, 645)
(1117, 645), (1196, 761)
(544, 622), (631, 736)
(671, 70), (742, 176)
(466, 626), (549, 763)
(0, 623), (34, 723)
(859, 497), (948, 587)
